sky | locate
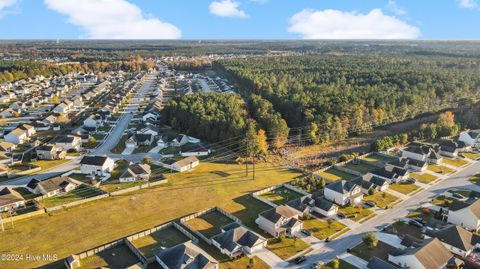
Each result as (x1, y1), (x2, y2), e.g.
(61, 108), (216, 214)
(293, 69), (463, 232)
(0, 0), (479, 39)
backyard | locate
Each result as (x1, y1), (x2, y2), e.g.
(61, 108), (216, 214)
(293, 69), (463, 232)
(38, 185), (103, 208)
(351, 241), (394, 261)
(363, 192), (399, 208)
(259, 187), (304, 205)
(79, 243), (140, 269)
(185, 210), (236, 238)
(442, 157), (469, 167)
(0, 161), (300, 268)
(342, 162), (377, 175)
(266, 236), (310, 260)
(361, 154), (396, 164)
(302, 218), (347, 240)
(317, 168), (357, 182)
(131, 226), (189, 258)
(409, 173), (438, 184)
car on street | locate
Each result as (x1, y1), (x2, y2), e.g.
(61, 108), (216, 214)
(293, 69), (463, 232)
(406, 178), (416, 184)
(293, 256), (306, 264)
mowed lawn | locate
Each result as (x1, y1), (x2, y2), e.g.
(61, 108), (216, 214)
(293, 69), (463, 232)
(131, 226), (189, 258)
(442, 157), (469, 167)
(259, 187), (303, 205)
(427, 164), (455, 175)
(267, 236), (310, 260)
(0, 162), (300, 268)
(338, 206), (374, 222)
(185, 210), (235, 238)
(221, 256), (270, 269)
(410, 173), (438, 184)
(302, 218), (347, 240)
(389, 183), (420, 195)
(38, 185), (103, 208)
(317, 168), (357, 182)
(463, 152), (480, 160)
(362, 154), (396, 164)
(363, 192), (399, 208)
(342, 162), (377, 175)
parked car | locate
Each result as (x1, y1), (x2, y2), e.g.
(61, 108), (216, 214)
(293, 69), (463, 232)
(301, 229), (312, 236)
(406, 178), (416, 184)
(294, 256), (306, 264)
(337, 213), (346, 219)
(453, 193), (466, 200)
(408, 219), (424, 228)
(365, 201), (376, 207)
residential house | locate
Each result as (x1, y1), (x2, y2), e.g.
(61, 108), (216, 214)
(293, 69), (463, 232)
(425, 225), (480, 257)
(4, 128), (28, 145)
(170, 134), (190, 147)
(211, 222), (267, 258)
(18, 124), (36, 137)
(119, 163), (151, 183)
(255, 205), (303, 237)
(367, 167), (403, 184)
(447, 199), (480, 231)
(41, 115), (57, 126)
(0, 108), (18, 118)
(0, 141), (15, 152)
(137, 125), (159, 137)
(142, 111), (159, 122)
(367, 257), (398, 269)
(158, 156), (199, 172)
(35, 144), (66, 160)
(324, 180), (363, 206)
(402, 145), (443, 165)
(459, 130), (480, 147)
(312, 197), (339, 217)
(134, 133), (154, 146)
(30, 176), (77, 197)
(83, 114), (104, 129)
(80, 156), (115, 176)
(180, 143), (211, 157)
(55, 135), (82, 151)
(286, 196), (314, 217)
(155, 241), (218, 269)
(0, 187), (25, 212)
(388, 238), (453, 269)
(438, 140), (462, 158)
(357, 175), (389, 193)
(53, 102), (69, 114)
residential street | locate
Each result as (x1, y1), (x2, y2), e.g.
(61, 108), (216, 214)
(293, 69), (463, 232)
(286, 160), (480, 269)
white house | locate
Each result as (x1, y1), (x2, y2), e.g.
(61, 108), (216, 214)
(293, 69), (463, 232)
(211, 223), (267, 258)
(459, 130), (480, 147)
(119, 163), (151, 183)
(402, 145), (443, 165)
(4, 128), (28, 145)
(388, 238), (452, 269)
(425, 225), (480, 257)
(324, 180), (363, 206)
(448, 199), (480, 231)
(255, 205), (303, 237)
(158, 156), (199, 172)
(55, 135), (82, 151)
(83, 114), (104, 128)
(80, 156), (115, 176)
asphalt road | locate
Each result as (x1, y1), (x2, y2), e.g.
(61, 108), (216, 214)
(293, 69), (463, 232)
(289, 160), (480, 269)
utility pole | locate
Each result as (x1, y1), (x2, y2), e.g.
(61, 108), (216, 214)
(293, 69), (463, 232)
(9, 210), (13, 229)
(0, 214), (4, 232)
(245, 139), (249, 177)
(252, 154), (255, 180)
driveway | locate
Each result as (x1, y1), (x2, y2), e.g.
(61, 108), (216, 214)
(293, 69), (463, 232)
(255, 249), (288, 268)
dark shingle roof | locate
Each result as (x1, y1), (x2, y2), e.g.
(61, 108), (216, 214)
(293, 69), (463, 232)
(426, 225), (475, 251)
(80, 156), (108, 166)
(367, 256), (398, 269)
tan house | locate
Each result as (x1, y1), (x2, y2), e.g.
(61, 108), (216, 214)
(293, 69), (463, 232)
(35, 144), (66, 160)
(0, 187), (25, 212)
(255, 205), (303, 237)
(119, 163), (151, 183)
(388, 238), (453, 269)
(448, 199), (480, 231)
(31, 176), (77, 197)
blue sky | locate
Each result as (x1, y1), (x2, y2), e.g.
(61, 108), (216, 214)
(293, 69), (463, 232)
(0, 0), (479, 39)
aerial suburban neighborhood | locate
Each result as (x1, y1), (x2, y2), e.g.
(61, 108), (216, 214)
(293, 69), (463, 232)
(2, 1), (480, 269)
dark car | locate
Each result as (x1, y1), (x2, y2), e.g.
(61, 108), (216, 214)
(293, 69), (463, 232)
(293, 256), (306, 264)
(337, 213), (346, 219)
(408, 220), (423, 228)
(411, 217), (426, 225)
(453, 193), (466, 199)
(406, 178), (416, 184)
(365, 201), (376, 207)
(301, 229), (312, 236)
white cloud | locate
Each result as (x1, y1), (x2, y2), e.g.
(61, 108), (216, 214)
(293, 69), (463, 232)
(44, 0), (181, 39)
(287, 9), (420, 39)
(457, 0), (478, 8)
(386, 0), (406, 15)
(0, 0), (18, 17)
(209, 0), (248, 18)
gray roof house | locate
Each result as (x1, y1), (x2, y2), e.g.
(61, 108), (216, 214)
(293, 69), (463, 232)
(211, 223), (267, 258)
(155, 241), (218, 269)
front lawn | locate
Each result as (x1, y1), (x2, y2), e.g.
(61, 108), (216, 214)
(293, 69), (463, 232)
(320, 259), (358, 269)
(221, 256), (270, 269)
(302, 218), (347, 240)
(266, 236), (310, 260)
(259, 187), (304, 205)
(38, 185), (103, 208)
(463, 152), (480, 160)
(410, 173), (438, 184)
(443, 157), (469, 167)
(431, 195), (453, 207)
(338, 206), (374, 222)
(318, 168), (357, 182)
(427, 165), (455, 175)
(29, 159), (70, 171)
(363, 192), (399, 208)
(389, 183), (419, 195)
(470, 174), (480, 186)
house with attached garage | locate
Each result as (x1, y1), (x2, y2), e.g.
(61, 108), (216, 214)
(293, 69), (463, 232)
(35, 144), (66, 160)
(83, 114), (104, 129)
(286, 196), (314, 217)
(388, 238), (453, 269)
(389, 157), (427, 172)
(158, 156), (199, 172)
(447, 198), (480, 231)
(459, 130), (480, 147)
(55, 135), (82, 151)
(80, 155), (115, 176)
(211, 222), (267, 258)
(255, 205), (303, 237)
(402, 145), (443, 165)
(53, 102), (70, 114)
(312, 197), (339, 217)
(425, 225), (480, 257)
(367, 167), (403, 184)
(324, 180), (363, 206)
(29, 176), (77, 197)
(0, 141), (15, 152)
(0, 187), (25, 212)
(438, 140), (463, 158)
(155, 241), (218, 269)
(119, 163), (151, 183)
(4, 128), (28, 145)
(169, 134), (190, 147)
(355, 175), (389, 194)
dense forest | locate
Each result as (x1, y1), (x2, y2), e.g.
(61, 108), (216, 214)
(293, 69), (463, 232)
(216, 55), (480, 144)
(162, 93), (248, 142)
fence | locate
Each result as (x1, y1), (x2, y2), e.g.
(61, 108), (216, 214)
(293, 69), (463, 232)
(251, 183), (311, 207)
(1, 209), (45, 223)
(45, 193), (110, 213)
(180, 207), (241, 244)
(7, 166), (41, 178)
(109, 179), (168, 196)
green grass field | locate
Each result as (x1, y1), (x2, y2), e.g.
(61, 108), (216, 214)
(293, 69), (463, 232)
(362, 154), (396, 164)
(363, 192), (399, 208)
(221, 256), (270, 269)
(131, 226), (189, 258)
(317, 168), (357, 181)
(427, 164), (455, 175)
(338, 206), (374, 222)
(267, 236), (310, 260)
(302, 218), (347, 240)
(38, 185), (103, 208)
(470, 174), (480, 185)
(185, 210), (235, 238)
(443, 157), (469, 167)
(259, 187), (304, 205)
(342, 162), (377, 175)
(389, 183), (420, 195)
(410, 173), (438, 184)
(0, 162), (300, 268)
